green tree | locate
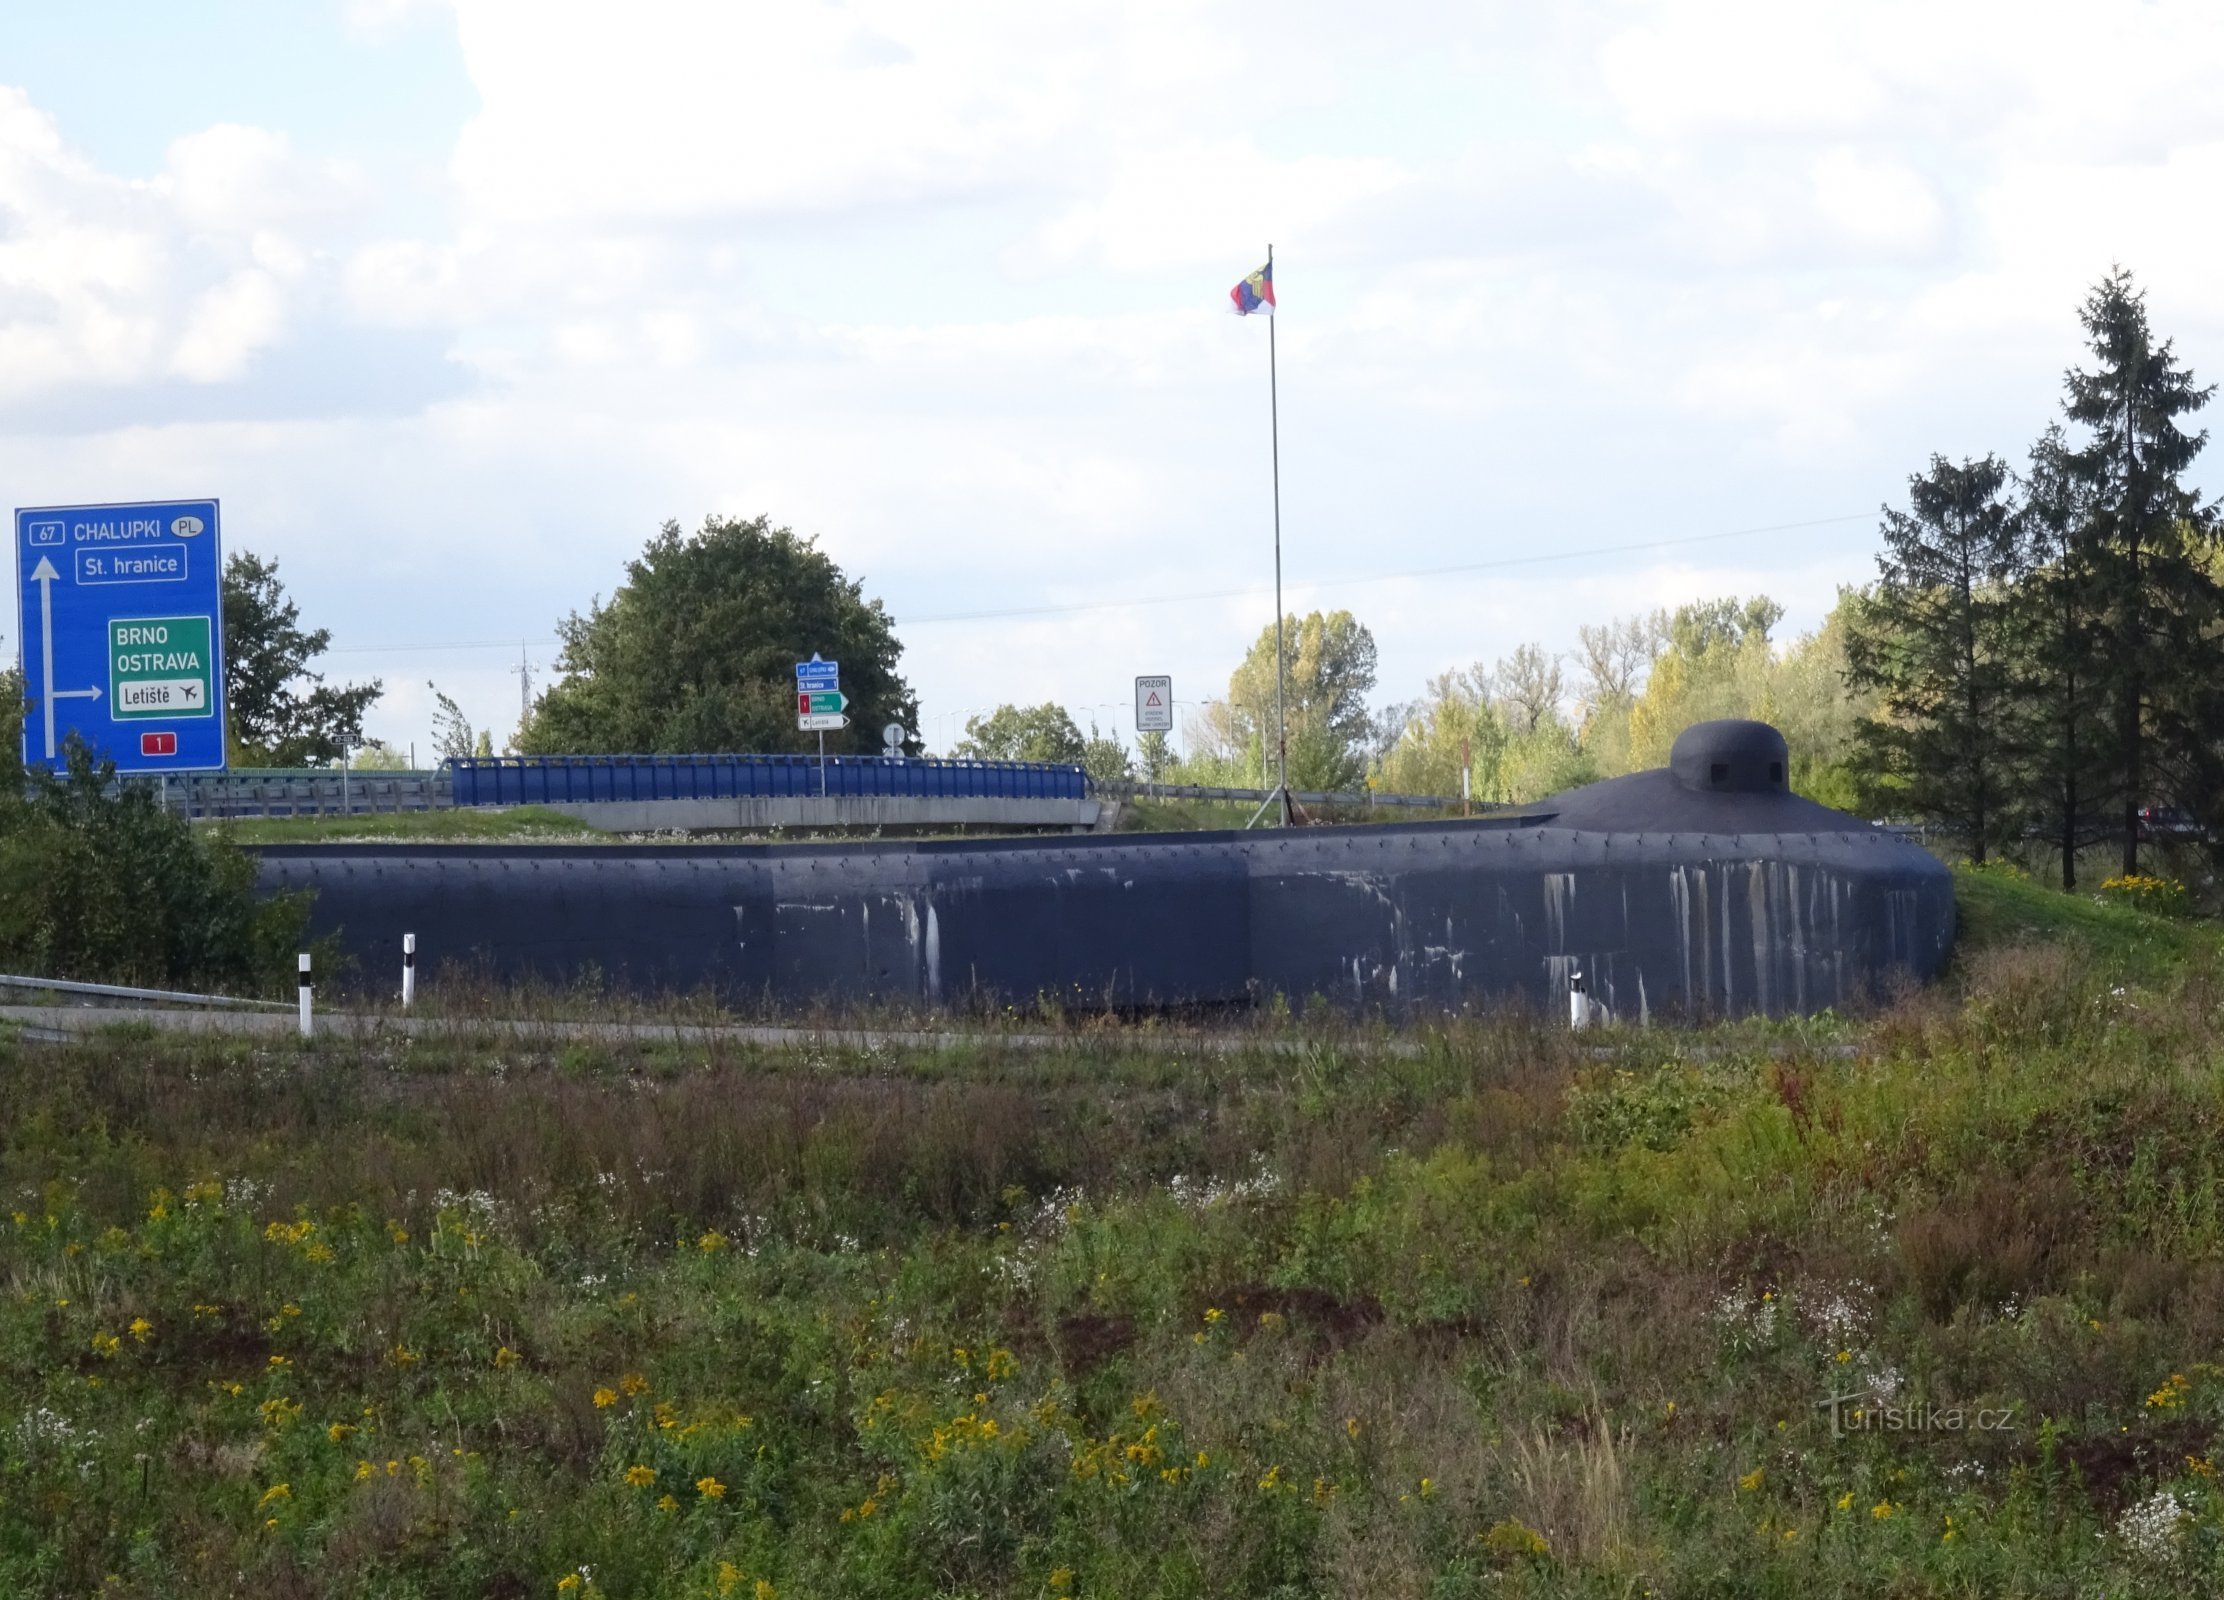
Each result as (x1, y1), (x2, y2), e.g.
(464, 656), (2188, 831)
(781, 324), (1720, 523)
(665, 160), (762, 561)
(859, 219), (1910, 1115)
(519, 515), (914, 755)
(348, 740), (409, 771)
(2016, 424), (2114, 886)
(1572, 611), (1667, 774)
(1202, 610), (1378, 790)
(1136, 729), (1173, 782)
(1378, 668), (1503, 800)
(1845, 455), (2027, 862)
(2058, 268), (2223, 873)
(953, 703), (1086, 764)
(1491, 643), (1564, 733)
(0, 734), (306, 990)
(1080, 723), (1132, 786)
(222, 552), (382, 766)
(427, 683), (484, 763)
(1623, 595), (1782, 770)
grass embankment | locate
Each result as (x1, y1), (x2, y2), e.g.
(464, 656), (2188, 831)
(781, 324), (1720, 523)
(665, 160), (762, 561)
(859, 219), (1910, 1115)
(218, 807), (603, 845)
(8, 872), (2224, 1595)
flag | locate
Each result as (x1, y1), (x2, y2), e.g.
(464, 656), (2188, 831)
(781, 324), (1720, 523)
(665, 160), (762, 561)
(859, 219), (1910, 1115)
(1229, 260), (1275, 316)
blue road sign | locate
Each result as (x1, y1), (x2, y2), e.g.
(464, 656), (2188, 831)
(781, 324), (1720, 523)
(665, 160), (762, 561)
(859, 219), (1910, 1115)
(16, 498), (228, 774)
(795, 654), (839, 693)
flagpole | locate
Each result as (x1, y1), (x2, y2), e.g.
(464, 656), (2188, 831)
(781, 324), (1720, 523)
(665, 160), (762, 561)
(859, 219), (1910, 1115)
(1268, 242), (1290, 826)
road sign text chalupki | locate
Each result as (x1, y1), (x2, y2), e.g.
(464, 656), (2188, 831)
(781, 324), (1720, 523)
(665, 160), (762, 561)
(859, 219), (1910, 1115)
(15, 499), (227, 774)
(796, 655), (843, 792)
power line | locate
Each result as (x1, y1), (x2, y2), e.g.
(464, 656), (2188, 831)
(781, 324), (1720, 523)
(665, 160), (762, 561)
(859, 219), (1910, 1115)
(318, 510), (1875, 656)
(901, 511), (1875, 625)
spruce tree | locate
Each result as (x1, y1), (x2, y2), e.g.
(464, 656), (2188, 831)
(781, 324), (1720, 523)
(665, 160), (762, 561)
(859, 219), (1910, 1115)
(2015, 425), (2112, 888)
(2059, 268), (2222, 875)
(1847, 455), (2026, 861)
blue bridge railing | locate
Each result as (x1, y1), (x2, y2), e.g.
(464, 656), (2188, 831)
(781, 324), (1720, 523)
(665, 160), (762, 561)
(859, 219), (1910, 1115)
(448, 754), (1089, 808)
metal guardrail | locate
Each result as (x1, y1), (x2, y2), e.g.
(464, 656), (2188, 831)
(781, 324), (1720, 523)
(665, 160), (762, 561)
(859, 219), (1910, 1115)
(0, 972), (291, 1010)
(165, 770), (450, 820)
(448, 753), (1089, 807)
(1099, 778), (1460, 810)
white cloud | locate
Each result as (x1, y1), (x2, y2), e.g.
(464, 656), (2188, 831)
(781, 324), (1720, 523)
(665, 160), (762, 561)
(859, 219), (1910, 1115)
(1808, 148), (1943, 257)
(169, 268), (290, 381)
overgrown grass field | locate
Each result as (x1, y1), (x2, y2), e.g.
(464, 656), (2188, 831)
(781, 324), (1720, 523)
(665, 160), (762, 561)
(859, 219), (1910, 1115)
(7, 871), (2224, 1596)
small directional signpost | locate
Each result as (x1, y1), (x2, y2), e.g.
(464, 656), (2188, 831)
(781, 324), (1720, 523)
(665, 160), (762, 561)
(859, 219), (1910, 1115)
(16, 499), (227, 775)
(796, 654), (843, 795)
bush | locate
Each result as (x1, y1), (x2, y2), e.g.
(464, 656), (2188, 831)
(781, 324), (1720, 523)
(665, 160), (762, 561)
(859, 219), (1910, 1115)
(0, 737), (307, 992)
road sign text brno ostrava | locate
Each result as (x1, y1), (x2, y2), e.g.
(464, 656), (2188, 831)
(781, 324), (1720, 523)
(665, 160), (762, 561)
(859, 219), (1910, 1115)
(16, 499), (226, 773)
(795, 655), (842, 733)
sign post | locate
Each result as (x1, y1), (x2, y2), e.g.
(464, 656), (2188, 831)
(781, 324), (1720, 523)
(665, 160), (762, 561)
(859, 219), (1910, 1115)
(16, 499), (227, 775)
(1135, 676), (1172, 796)
(796, 655), (841, 797)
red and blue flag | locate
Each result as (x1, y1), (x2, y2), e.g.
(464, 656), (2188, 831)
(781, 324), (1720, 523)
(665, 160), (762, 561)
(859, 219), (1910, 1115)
(1229, 260), (1275, 316)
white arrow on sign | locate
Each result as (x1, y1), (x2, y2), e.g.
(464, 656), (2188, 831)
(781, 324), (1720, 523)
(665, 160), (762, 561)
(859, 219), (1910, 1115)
(28, 556), (105, 759)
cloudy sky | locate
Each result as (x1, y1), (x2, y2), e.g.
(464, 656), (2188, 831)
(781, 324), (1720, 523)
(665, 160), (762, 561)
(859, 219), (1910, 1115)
(5, 0), (2221, 759)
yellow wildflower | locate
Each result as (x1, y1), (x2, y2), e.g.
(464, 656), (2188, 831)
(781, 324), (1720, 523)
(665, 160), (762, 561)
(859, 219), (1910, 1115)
(697, 1475), (726, 1499)
(259, 1483), (292, 1507)
(90, 1331), (121, 1358)
(2147, 1373), (2191, 1410)
(592, 1387), (618, 1409)
(619, 1371), (649, 1395)
(1480, 1518), (1551, 1557)
(1836, 1492), (1854, 1511)
(623, 1465), (656, 1487)
(1203, 1307), (1224, 1324)
(494, 1346), (519, 1369)
(1738, 1468), (1764, 1492)
(657, 1494), (677, 1512)
(268, 1354), (291, 1370)
(697, 1229), (728, 1253)
(328, 1423), (355, 1443)
(128, 1317), (154, 1343)
(716, 1563), (742, 1595)
(1872, 1501), (1894, 1520)
(556, 1578), (581, 1595)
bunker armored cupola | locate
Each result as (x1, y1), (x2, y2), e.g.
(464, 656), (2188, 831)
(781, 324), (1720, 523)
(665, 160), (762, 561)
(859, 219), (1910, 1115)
(1669, 719), (1790, 795)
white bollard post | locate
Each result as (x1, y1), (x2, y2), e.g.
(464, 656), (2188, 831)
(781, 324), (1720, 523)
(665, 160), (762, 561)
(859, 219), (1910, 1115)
(297, 953), (313, 1038)
(1568, 967), (1588, 1031)
(402, 933), (416, 1009)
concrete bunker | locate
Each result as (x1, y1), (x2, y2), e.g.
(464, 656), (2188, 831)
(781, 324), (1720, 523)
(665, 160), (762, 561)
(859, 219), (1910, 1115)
(260, 719), (1954, 1019)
